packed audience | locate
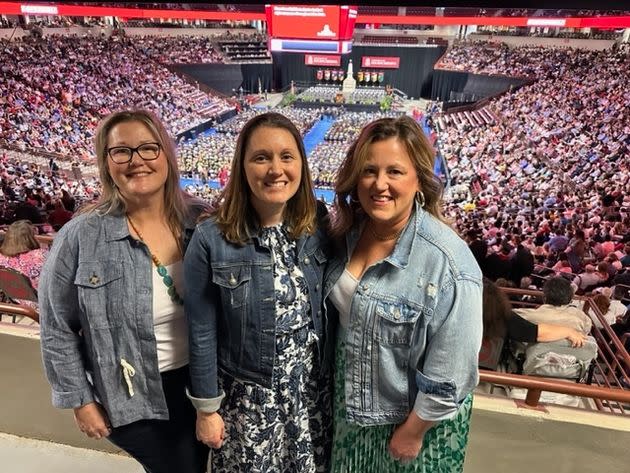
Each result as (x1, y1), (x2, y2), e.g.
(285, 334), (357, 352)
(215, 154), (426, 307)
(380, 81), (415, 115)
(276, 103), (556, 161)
(0, 149), (100, 229)
(435, 43), (629, 331)
(0, 34), (234, 157)
(132, 35), (224, 63)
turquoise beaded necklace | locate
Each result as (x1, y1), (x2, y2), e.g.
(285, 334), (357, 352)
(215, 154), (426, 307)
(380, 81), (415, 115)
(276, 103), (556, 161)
(127, 215), (184, 306)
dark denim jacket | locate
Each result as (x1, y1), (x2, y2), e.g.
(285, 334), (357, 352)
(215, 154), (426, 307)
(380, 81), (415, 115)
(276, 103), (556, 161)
(39, 209), (199, 428)
(185, 208), (332, 410)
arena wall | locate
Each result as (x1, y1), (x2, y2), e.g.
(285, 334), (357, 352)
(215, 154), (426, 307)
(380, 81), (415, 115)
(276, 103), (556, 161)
(2, 326), (629, 471)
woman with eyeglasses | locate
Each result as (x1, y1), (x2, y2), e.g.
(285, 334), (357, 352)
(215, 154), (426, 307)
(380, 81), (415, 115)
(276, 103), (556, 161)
(39, 110), (210, 473)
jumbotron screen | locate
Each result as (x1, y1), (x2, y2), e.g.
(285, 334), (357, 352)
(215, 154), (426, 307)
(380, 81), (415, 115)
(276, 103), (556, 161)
(266, 5), (357, 41)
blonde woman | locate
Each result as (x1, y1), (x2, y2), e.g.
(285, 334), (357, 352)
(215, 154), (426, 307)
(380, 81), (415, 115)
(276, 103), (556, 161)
(39, 110), (209, 473)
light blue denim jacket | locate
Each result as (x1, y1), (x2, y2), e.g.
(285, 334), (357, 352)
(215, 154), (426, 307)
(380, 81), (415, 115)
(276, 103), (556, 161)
(324, 207), (482, 425)
(185, 204), (333, 412)
(39, 210), (199, 428)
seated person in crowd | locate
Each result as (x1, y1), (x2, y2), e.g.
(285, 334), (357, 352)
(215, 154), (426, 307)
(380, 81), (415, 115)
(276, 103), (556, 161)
(483, 278), (587, 353)
(515, 277), (593, 334)
(573, 262), (609, 293)
(586, 286), (628, 329)
(0, 219), (48, 309)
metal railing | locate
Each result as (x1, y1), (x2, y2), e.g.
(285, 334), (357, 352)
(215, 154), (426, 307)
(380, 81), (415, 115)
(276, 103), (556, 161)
(479, 370), (630, 409)
(486, 287), (630, 415)
(0, 302), (39, 324)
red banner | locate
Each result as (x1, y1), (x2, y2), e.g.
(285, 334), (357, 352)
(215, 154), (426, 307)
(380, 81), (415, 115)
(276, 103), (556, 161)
(305, 54), (341, 67)
(361, 56), (400, 69)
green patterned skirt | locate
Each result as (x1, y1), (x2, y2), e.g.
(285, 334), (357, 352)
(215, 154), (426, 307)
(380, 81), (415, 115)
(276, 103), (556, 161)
(330, 337), (473, 473)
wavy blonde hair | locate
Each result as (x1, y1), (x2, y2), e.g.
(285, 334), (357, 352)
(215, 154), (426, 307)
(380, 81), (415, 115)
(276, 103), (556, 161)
(331, 115), (445, 238)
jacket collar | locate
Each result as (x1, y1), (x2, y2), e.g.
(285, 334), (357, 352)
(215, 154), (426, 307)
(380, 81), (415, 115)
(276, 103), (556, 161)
(103, 211), (198, 242)
(345, 204), (426, 270)
(103, 212), (131, 242)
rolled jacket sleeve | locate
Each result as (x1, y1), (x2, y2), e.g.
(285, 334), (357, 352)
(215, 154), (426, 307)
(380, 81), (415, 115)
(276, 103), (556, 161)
(39, 225), (95, 409)
(413, 275), (482, 422)
(184, 226), (224, 412)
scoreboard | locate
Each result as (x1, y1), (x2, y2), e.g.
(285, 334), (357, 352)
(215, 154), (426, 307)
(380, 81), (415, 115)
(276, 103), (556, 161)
(266, 4), (357, 54)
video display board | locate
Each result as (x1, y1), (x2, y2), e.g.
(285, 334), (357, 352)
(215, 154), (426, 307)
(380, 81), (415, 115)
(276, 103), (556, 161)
(266, 5), (357, 41)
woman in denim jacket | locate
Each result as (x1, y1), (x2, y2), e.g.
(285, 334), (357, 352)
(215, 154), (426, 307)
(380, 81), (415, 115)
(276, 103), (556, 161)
(39, 110), (209, 473)
(185, 113), (333, 472)
(325, 116), (483, 472)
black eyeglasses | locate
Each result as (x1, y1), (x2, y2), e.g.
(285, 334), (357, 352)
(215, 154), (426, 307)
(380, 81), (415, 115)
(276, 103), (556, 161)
(107, 142), (162, 164)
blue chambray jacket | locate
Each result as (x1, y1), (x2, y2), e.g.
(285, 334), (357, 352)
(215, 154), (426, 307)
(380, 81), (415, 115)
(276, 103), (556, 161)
(39, 208), (200, 428)
(184, 203), (333, 411)
(324, 207), (483, 425)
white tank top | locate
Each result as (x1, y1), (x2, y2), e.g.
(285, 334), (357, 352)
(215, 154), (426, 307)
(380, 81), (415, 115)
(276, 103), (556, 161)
(329, 268), (359, 330)
(152, 260), (188, 372)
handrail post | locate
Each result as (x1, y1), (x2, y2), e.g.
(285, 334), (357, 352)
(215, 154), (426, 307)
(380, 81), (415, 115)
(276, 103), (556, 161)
(525, 389), (541, 407)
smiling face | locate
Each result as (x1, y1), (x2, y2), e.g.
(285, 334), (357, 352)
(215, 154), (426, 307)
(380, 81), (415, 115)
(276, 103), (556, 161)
(243, 126), (302, 226)
(357, 137), (420, 232)
(106, 120), (168, 205)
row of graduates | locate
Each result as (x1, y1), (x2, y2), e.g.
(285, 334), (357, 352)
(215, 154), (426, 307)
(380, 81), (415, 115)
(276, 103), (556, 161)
(39, 110), (482, 472)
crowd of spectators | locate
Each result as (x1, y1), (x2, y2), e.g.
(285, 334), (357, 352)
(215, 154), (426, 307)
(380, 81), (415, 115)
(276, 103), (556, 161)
(132, 35), (224, 63)
(435, 41), (611, 78)
(0, 149), (99, 229)
(0, 34), (234, 158)
(434, 43), (629, 330)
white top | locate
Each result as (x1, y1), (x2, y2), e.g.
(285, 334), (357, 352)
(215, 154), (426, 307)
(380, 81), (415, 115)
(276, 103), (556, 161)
(152, 260), (188, 372)
(329, 268), (359, 330)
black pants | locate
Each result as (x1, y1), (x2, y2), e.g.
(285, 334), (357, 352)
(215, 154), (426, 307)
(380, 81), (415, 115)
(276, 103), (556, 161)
(108, 366), (209, 473)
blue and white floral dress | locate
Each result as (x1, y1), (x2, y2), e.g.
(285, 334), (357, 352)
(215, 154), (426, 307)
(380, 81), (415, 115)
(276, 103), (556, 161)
(213, 225), (332, 473)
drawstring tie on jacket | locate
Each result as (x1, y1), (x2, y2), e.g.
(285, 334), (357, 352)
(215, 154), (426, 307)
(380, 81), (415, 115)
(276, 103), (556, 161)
(120, 359), (136, 397)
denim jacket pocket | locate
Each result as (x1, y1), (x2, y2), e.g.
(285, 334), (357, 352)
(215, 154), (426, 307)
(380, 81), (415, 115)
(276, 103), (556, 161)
(74, 261), (123, 329)
(375, 300), (422, 346)
(212, 265), (251, 308)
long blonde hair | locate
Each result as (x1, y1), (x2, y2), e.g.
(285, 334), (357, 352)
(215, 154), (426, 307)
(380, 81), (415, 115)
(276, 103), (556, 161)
(212, 112), (317, 244)
(84, 110), (194, 249)
(331, 115), (445, 238)
(0, 220), (40, 257)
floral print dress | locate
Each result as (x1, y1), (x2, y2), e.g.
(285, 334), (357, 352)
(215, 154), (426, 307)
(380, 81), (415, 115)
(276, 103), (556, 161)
(213, 225), (332, 473)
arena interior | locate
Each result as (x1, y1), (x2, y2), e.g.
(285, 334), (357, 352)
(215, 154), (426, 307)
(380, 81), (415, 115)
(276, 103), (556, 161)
(0, 2), (630, 472)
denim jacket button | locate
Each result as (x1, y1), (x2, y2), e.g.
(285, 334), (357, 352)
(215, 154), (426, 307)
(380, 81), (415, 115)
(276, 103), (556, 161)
(229, 275), (237, 286)
(362, 284), (368, 291)
(303, 257), (311, 265)
(315, 283), (320, 291)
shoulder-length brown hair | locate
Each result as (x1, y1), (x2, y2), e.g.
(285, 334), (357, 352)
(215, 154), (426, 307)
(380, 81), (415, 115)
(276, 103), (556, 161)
(331, 115), (445, 238)
(213, 112), (317, 244)
(84, 109), (194, 249)
(0, 220), (40, 257)
(482, 278), (513, 339)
